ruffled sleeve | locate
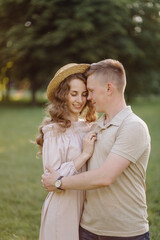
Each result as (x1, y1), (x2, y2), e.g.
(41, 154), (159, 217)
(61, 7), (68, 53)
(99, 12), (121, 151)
(42, 123), (78, 177)
(57, 161), (78, 176)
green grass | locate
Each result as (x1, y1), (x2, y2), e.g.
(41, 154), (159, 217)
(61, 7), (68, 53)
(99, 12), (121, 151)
(0, 99), (160, 239)
(131, 98), (160, 240)
(0, 103), (46, 240)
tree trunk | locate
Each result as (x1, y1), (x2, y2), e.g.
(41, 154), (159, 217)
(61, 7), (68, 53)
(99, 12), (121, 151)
(31, 88), (37, 106)
(5, 80), (10, 101)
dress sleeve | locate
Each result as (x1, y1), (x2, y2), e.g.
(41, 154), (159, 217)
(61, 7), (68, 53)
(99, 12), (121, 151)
(42, 124), (78, 177)
(57, 161), (78, 176)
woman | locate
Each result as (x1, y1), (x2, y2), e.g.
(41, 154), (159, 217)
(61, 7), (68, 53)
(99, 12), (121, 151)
(36, 63), (97, 240)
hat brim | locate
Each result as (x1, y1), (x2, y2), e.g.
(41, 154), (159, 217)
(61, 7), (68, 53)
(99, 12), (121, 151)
(47, 64), (90, 102)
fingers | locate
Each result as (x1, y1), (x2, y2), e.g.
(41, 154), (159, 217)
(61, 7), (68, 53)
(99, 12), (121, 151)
(41, 175), (45, 186)
(88, 131), (97, 137)
(85, 131), (95, 137)
(42, 173), (46, 180)
(41, 176), (50, 192)
(41, 174), (48, 185)
(85, 131), (97, 141)
(45, 166), (53, 173)
(90, 136), (97, 142)
(88, 134), (97, 142)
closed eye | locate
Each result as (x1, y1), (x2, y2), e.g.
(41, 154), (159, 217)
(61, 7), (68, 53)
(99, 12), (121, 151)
(82, 91), (88, 97)
(88, 89), (93, 93)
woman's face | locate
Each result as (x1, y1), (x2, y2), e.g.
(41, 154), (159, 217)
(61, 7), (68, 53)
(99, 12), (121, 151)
(67, 78), (88, 121)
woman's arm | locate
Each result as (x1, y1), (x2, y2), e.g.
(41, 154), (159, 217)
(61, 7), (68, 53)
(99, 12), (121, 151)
(45, 131), (97, 177)
(73, 131), (97, 171)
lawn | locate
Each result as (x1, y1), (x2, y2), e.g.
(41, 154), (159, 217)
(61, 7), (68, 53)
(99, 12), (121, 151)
(0, 98), (160, 240)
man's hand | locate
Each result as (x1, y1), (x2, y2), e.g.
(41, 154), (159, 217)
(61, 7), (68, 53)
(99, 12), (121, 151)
(41, 167), (60, 192)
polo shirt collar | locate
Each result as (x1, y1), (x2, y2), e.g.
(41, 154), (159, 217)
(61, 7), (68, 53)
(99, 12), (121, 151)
(97, 106), (132, 128)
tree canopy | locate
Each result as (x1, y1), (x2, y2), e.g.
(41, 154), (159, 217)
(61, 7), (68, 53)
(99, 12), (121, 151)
(0, 0), (160, 103)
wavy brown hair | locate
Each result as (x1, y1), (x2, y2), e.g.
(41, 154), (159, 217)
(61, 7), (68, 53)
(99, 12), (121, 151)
(36, 73), (97, 154)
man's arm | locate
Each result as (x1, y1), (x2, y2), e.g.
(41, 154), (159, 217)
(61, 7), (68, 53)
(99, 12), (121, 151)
(42, 153), (130, 191)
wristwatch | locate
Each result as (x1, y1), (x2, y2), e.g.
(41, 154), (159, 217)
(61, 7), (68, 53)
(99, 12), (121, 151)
(55, 176), (64, 190)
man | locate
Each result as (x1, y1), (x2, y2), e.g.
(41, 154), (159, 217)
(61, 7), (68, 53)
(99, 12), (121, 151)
(42, 59), (150, 240)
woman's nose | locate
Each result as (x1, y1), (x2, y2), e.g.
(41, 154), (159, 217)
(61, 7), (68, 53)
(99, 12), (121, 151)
(76, 95), (83, 103)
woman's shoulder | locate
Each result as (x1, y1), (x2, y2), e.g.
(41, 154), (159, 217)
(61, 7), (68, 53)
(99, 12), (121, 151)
(42, 122), (61, 134)
(72, 119), (97, 132)
(42, 120), (97, 136)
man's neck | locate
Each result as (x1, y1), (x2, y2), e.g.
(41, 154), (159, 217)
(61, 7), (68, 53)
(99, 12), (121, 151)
(104, 98), (126, 124)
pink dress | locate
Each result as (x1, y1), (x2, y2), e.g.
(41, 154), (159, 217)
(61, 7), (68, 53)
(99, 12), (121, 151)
(39, 121), (91, 240)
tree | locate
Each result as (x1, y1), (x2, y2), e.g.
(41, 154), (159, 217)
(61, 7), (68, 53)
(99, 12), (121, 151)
(0, 0), (160, 103)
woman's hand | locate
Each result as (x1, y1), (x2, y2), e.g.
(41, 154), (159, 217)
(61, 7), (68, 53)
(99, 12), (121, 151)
(82, 131), (97, 159)
(73, 131), (97, 171)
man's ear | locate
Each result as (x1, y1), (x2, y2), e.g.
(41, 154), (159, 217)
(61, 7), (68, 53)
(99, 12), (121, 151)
(105, 82), (113, 95)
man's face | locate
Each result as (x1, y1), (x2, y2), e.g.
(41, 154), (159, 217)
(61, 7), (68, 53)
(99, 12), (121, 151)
(87, 74), (107, 113)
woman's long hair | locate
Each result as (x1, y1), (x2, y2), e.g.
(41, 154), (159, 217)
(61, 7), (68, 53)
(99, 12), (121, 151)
(36, 73), (97, 154)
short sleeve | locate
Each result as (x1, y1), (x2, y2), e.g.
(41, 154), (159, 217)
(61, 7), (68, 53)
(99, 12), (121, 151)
(111, 122), (150, 163)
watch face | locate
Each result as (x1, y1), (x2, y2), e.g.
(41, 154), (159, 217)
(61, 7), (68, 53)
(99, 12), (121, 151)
(55, 180), (61, 188)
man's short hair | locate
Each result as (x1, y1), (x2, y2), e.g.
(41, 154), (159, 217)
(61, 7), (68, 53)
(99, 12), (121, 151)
(85, 59), (126, 92)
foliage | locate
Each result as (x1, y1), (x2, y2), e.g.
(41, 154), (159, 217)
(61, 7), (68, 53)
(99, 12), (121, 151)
(0, 0), (160, 103)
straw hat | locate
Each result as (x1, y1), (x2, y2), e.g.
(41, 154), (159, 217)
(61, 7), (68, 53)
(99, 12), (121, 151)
(47, 63), (90, 102)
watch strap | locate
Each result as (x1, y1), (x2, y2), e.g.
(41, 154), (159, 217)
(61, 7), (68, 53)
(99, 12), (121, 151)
(57, 176), (64, 181)
(56, 176), (64, 190)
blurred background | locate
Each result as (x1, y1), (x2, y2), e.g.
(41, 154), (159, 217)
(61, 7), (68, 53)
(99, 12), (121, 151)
(0, 0), (160, 239)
